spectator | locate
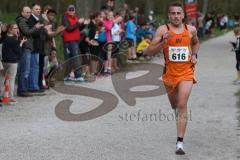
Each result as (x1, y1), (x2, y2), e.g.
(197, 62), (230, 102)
(43, 9), (65, 87)
(16, 6), (42, 97)
(45, 48), (59, 84)
(133, 7), (139, 26)
(87, 12), (101, 76)
(111, 15), (123, 72)
(125, 14), (137, 60)
(204, 13), (215, 36)
(97, 20), (107, 75)
(148, 10), (154, 23)
(197, 12), (205, 38)
(0, 23), (7, 106)
(0, 23), (27, 104)
(136, 33), (152, 58)
(41, 4), (52, 22)
(0, 58), (2, 106)
(62, 4), (84, 82)
(28, 4), (46, 92)
(0, 23), (7, 43)
(79, 18), (91, 77)
(136, 23), (147, 44)
(103, 11), (114, 74)
(106, 0), (114, 11)
(232, 27), (240, 85)
(220, 14), (228, 31)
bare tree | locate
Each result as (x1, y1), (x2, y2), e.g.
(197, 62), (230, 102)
(202, 0), (208, 14)
(76, 0), (99, 17)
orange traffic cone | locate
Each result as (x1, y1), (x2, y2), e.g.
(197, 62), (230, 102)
(70, 68), (75, 80)
(42, 73), (48, 89)
(2, 74), (10, 104)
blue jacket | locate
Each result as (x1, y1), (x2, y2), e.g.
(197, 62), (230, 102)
(125, 20), (135, 40)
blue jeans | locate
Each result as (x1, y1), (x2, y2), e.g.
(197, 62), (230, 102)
(64, 41), (81, 78)
(29, 53), (39, 91)
(17, 49), (31, 93)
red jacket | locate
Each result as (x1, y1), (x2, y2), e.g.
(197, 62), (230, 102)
(62, 13), (80, 42)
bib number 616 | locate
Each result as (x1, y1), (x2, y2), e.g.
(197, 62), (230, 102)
(169, 46), (189, 62)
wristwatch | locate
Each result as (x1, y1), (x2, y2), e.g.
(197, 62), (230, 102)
(192, 53), (198, 59)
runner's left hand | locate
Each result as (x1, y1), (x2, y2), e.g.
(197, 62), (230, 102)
(191, 55), (197, 65)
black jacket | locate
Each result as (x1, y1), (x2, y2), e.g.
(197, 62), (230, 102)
(16, 15), (37, 51)
(28, 14), (47, 54)
(2, 35), (22, 63)
(235, 37), (240, 61)
(0, 31), (7, 44)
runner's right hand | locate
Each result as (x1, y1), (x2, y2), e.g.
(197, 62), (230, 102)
(161, 31), (170, 43)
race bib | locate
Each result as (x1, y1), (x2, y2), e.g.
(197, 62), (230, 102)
(169, 46), (189, 62)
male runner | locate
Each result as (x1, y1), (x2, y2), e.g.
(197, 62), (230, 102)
(145, 1), (200, 155)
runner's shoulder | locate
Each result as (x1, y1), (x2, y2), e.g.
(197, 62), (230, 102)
(156, 24), (169, 35)
(186, 24), (197, 35)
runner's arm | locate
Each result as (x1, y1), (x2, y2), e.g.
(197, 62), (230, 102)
(190, 26), (200, 58)
(145, 26), (165, 56)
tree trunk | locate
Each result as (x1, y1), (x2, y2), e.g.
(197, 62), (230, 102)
(202, 0), (208, 14)
(79, 0), (104, 17)
(144, 0), (154, 17)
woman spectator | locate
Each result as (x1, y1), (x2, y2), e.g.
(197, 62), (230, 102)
(0, 23), (27, 104)
(0, 23), (7, 106)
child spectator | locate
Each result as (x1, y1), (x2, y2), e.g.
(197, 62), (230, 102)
(45, 48), (59, 87)
(97, 20), (107, 75)
(88, 12), (101, 77)
(111, 15), (123, 72)
(125, 14), (137, 60)
(136, 34), (152, 58)
(79, 18), (91, 77)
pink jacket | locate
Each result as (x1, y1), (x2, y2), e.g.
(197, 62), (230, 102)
(104, 19), (113, 42)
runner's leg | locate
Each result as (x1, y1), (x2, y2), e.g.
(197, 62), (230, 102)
(167, 88), (178, 110)
(176, 80), (193, 138)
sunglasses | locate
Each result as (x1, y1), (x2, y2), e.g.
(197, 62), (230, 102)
(68, 8), (75, 12)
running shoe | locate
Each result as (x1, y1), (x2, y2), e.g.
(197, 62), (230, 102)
(64, 76), (75, 81)
(9, 98), (17, 105)
(74, 77), (85, 82)
(175, 142), (185, 155)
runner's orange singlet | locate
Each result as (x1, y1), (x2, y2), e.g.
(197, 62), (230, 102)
(162, 24), (197, 92)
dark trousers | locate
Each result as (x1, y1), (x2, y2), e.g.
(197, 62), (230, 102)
(38, 54), (45, 88)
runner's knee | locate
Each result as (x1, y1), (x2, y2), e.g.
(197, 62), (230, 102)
(177, 101), (187, 110)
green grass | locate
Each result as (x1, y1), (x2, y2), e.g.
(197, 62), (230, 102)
(200, 28), (230, 42)
(0, 13), (17, 23)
